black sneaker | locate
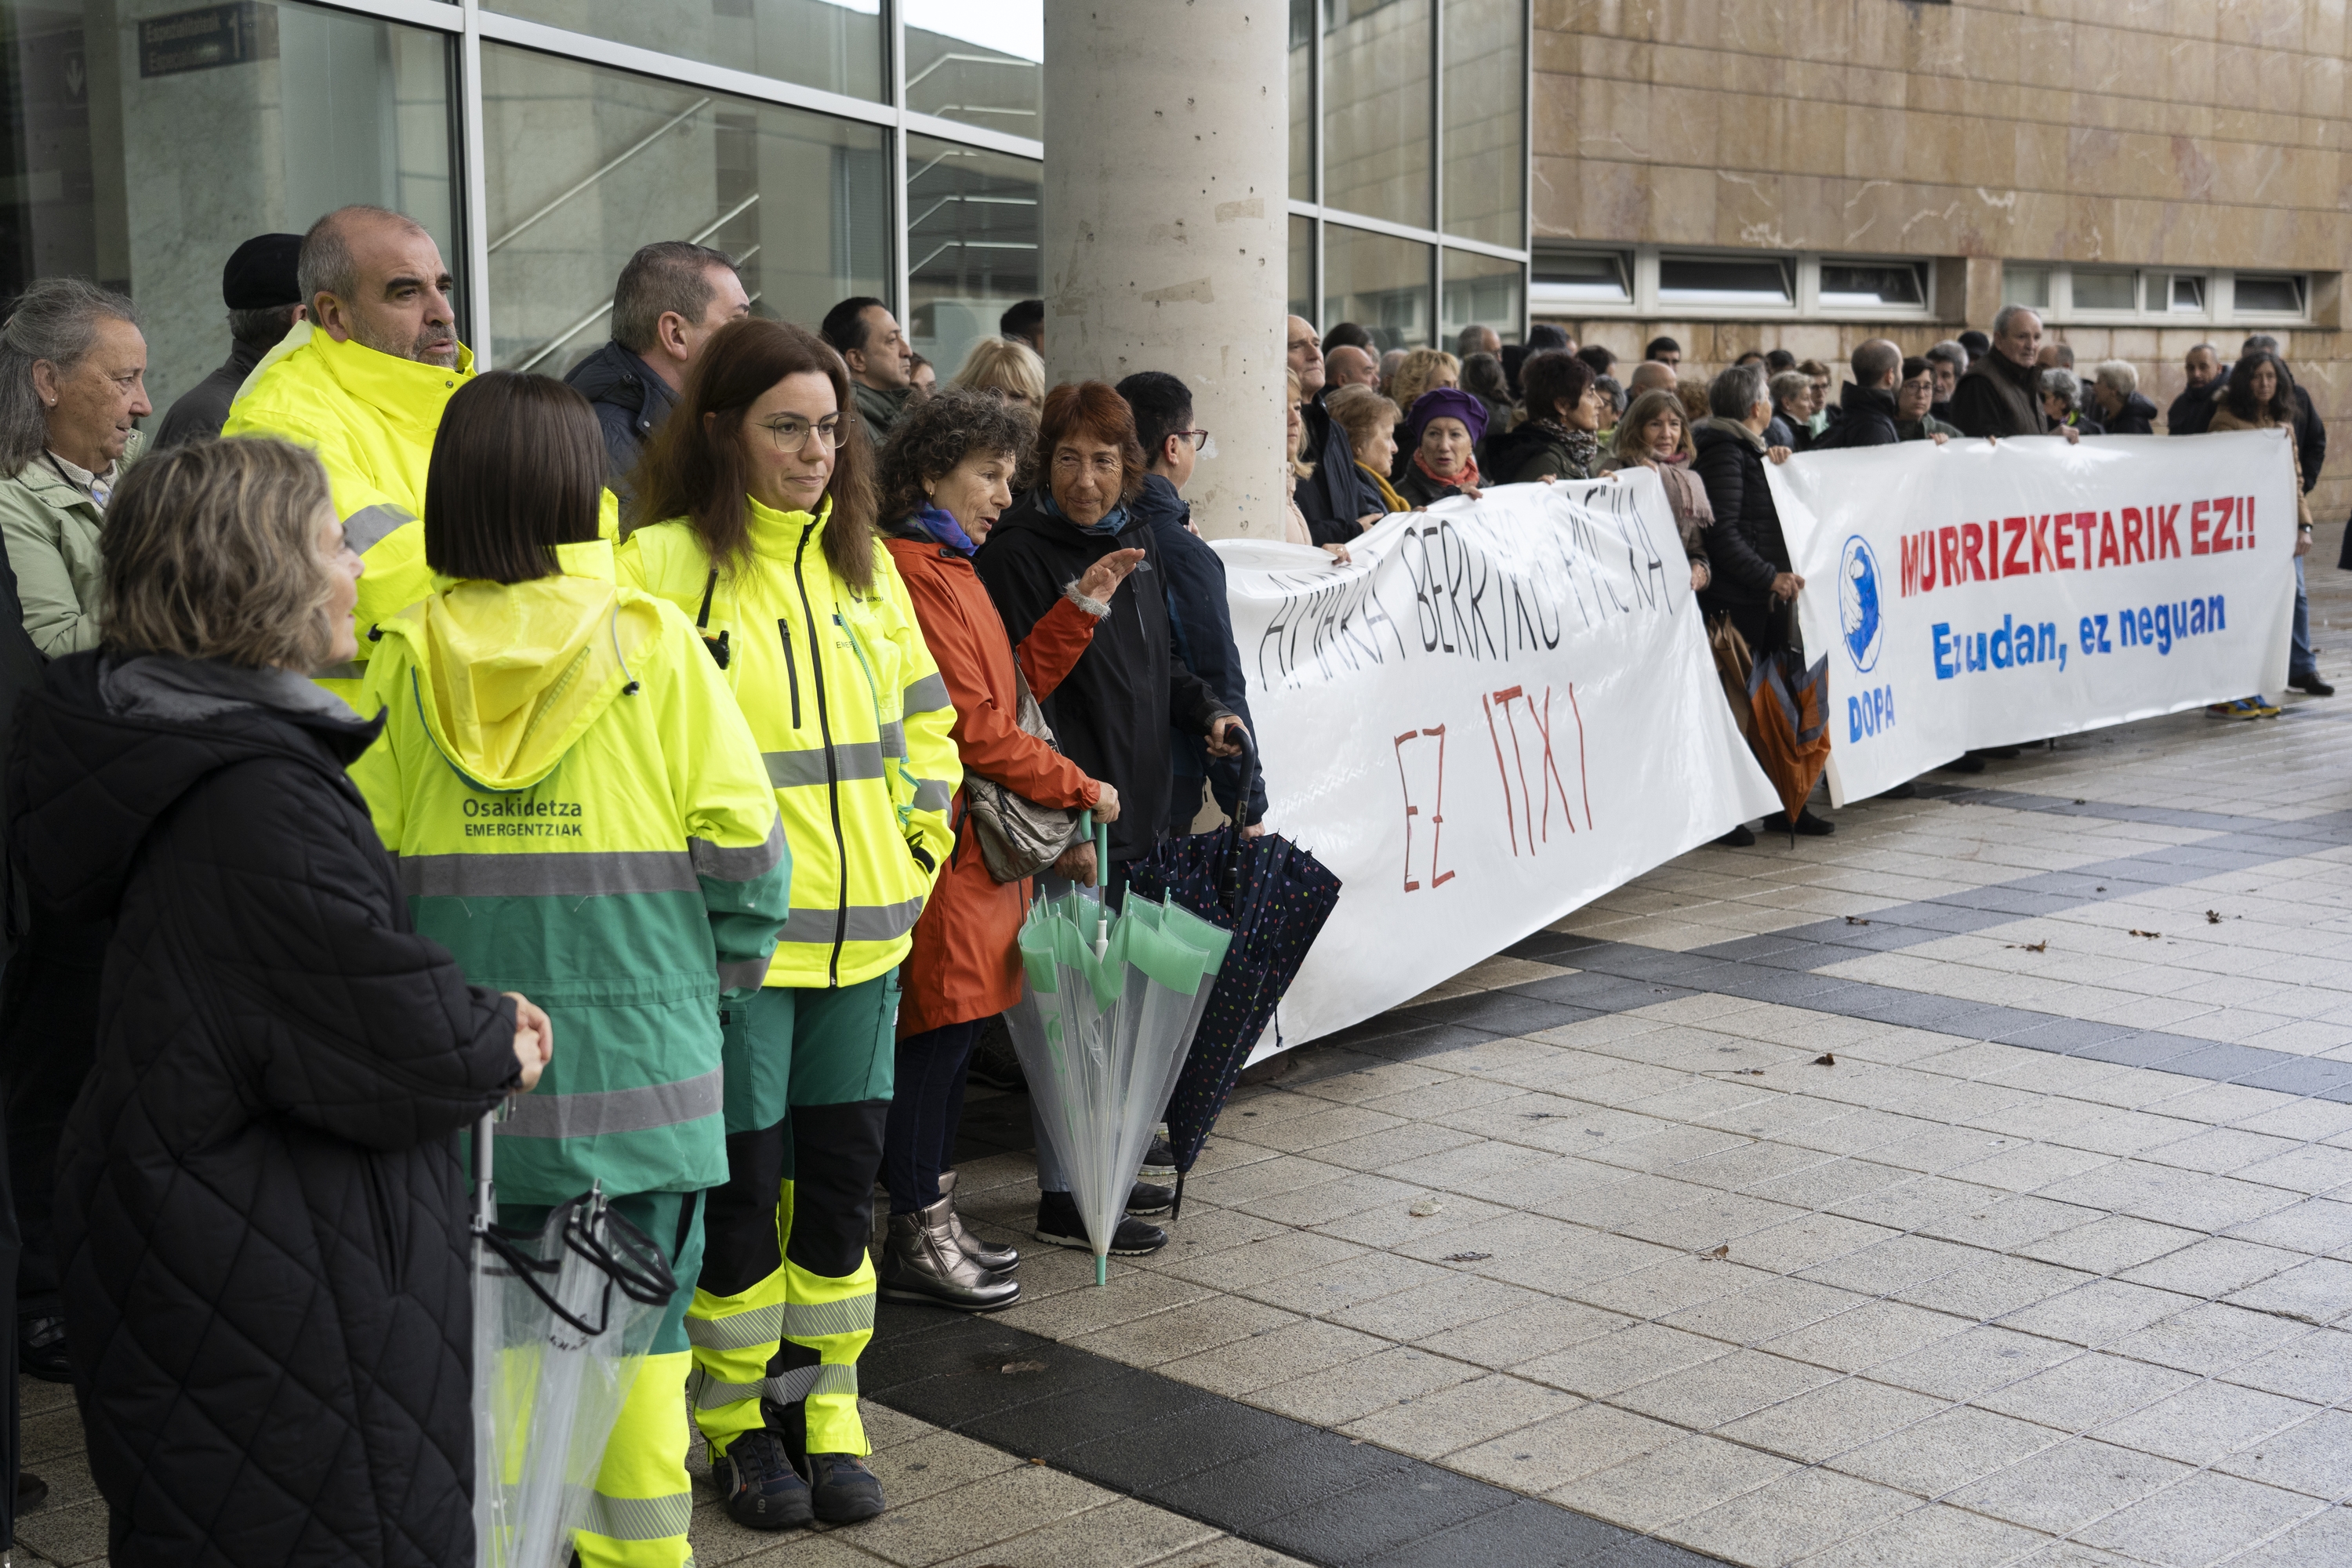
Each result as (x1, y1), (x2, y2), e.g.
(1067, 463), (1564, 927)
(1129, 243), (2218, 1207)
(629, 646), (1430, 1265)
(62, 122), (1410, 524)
(1793, 808), (1835, 837)
(1035, 1190), (1167, 1254)
(1940, 754), (1986, 774)
(2292, 672), (2336, 696)
(1715, 823), (1755, 847)
(17, 1470), (46, 1512)
(1141, 1132), (1177, 1181)
(1882, 780), (1918, 799)
(20, 1315), (71, 1384)
(719, 1428), (813, 1530)
(1127, 1181), (1174, 1215)
(805, 1452), (886, 1523)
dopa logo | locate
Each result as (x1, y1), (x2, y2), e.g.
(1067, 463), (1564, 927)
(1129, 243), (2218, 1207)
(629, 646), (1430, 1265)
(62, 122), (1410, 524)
(1839, 535), (1883, 674)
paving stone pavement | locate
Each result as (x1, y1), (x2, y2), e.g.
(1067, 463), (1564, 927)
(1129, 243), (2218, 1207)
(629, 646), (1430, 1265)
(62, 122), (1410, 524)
(14, 568), (2352, 1565)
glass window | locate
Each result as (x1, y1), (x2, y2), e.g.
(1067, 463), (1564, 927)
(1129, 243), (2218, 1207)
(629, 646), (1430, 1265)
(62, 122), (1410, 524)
(1288, 0), (1312, 202)
(2235, 273), (2305, 315)
(906, 135), (1040, 385)
(1321, 0), (1430, 228)
(1290, 213), (1315, 324)
(2002, 264), (2051, 310)
(1443, 0), (1522, 247)
(904, 0), (1040, 141)
(2167, 274), (2205, 313)
(1659, 254), (1790, 307)
(1323, 223), (1429, 350)
(481, 44), (888, 375)
(0, 0), (456, 418)
(1443, 249), (1520, 345)
(487, 0), (883, 107)
(2072, 267), (2137, 312)
(1531, 248), (1630, 305)
(1819, 260), (1925, 310)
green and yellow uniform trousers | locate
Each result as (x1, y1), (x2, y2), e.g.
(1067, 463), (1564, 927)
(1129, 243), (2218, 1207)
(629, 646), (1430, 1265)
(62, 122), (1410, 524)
(496, 1191), (705, 1568)
(687, 975), (896, 1464)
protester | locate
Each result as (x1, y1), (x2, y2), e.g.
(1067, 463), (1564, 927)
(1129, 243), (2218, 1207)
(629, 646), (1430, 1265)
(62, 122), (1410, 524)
(154, 234), (302, 447)
(1628, 360), (1677, 397)
(1376, 347), (1407, 394)
(220, 205), (474, 702)
(1765, 370), (1811, 451)
(953, 335), (1047, 414)
(909, 354), (937, 397)
(1324, 322), (1374, 354)
(1593, 375), (1627, 423)
(1385, 347), (1460, 426)
(2039, 367), (2101, 435)
(1327, 343), (1381, 390)
(1958, 329), (1991, 363)
(619, 318), (960, 1527)
(1526, 323), (1572, 353)
(1692, 361), (1830, 840)
(1000, 298), (1044, 354)
(1797, 359), (1834, 437)
(2088, 360), (2157, 435)
(821, 296), (916, 436)
(1576, 344), (1616, 379)
(1733, 350), (1766, 368)
(1924, 340), (1968, 423)
(1676, 373), (1713, 432)
(1327, 383), (1408, 513)
(1602, 387), (1711, 591)
(2206, 348), (2320, 710)
(2168, 343), (2226, 435)
(1461, 350), (1512, 432)
(1645, 336), (1682, 368)
(0, 279), (147, 658)
(1895, 357), (1961, 442)
(1811, 339), (1903, 450)
(1118, 371), (1272, 833)
(1480, 349), (1599, 484)
(872, 388), (1138, 1311)
(972, 382), (1247, 1254)
(1287, 317), (1380, 540)
(564, 240), (749, 484)
(1396, 387), (1486, 506)
(1283, 368), (1328, 547)
(12, 437), (543, 1565)
(1763, 347), (1796, 376)
(1947, 306), (2077, 443)
(2036, 342), (2076, 370)
(352, 370), (788, 1556)
(2245, 335), (2325, 499)
(1456, 324), (1501, 360)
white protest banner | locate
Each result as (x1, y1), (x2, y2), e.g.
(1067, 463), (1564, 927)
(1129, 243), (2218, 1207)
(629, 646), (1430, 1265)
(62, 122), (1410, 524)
(1768, 432), (2298, 806)
(1216, 471), (1778, 1056)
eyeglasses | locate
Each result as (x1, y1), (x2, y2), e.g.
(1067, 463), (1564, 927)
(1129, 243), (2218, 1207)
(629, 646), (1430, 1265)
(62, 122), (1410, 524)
(1176, 429), (1209, 452)
(757, 416), (845, 452)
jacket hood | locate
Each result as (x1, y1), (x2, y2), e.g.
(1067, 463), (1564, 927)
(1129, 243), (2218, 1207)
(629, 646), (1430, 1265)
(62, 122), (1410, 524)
(564, 340), (666, 418)
(1131, 473), (1190, 533)
(10, 651), (379, 921)
(1840, 382), (1897, 419)
(1693, 416), (1767, 452)
(374, 539), (655, 792)
(234, 320), (476, 425)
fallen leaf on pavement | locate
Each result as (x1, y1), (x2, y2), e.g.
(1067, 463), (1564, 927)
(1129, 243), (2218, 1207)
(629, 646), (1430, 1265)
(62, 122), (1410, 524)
(1813, 1053), (1836, 1065)
(1443, 1252), (1493, 1263)
(1409, 1197), (1442, 1217)
(2205, 910), (2223, 924)
(2007, 939), (2048, 953)
(1704, 1244), (1730, 1258)
(2129, 929), (2161, 939)
(1000, 1361), (1047, 1375)
(1844, 915), (1870, 926)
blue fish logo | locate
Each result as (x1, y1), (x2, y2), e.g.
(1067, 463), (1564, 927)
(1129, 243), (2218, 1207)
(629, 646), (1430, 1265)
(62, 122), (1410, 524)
(1840, 535), (1883, 674)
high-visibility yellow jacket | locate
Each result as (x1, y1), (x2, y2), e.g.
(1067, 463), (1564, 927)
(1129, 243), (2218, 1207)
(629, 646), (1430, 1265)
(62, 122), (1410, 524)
(348, 539), (791, 1202)
(619, 498), (958, 989)
(221, 322), (615, 704)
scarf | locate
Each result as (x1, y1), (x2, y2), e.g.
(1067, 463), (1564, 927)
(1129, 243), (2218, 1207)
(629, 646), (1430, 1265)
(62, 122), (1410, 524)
(1356, 460), (1408, 515)
(914, 503), (977, 557)
(1520, 418), (1600, 481)
(1036, 488), (1131, 538)
(1414, 449), (1479, 492)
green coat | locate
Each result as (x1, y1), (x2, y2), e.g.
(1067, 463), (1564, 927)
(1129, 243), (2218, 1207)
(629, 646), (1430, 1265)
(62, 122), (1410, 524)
(0, 430), (144, 656)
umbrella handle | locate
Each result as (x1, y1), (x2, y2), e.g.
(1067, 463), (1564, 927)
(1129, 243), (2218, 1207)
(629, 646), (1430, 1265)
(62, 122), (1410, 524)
(1222, 728), (1263, 908)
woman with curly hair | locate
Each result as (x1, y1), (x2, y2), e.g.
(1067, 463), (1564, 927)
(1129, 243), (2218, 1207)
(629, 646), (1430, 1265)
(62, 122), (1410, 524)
(2205, 347), (2314, 717)
(868, 389), (1138, 1311)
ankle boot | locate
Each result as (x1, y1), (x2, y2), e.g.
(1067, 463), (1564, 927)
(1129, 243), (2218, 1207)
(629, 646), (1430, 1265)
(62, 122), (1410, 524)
(938, 1170), (1018, 1273)
(878, 1196), (1019, 1311)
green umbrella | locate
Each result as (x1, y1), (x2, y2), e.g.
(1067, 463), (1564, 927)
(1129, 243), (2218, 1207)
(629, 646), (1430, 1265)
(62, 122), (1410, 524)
(1005, 815), (1232, 1284)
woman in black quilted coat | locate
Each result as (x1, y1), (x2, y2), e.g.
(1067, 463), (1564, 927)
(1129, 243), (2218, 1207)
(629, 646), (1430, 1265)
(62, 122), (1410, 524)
(6, 439), (546, 1566)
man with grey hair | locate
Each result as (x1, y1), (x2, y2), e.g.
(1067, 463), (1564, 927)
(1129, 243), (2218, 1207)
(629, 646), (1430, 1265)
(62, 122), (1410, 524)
(1923, 340), (1967, 423)
(223, 204), (485, 702)
(1948, 305), (2078, 443)
(1455, 323), (1501, 361)
(566, 241), (750, 481)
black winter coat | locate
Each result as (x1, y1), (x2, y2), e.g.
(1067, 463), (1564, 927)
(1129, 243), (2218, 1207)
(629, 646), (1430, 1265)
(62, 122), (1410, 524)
(2100, 390), (2160, 436)
(564, 339), (677, 490)
(1810, 383), (1900, 450)
(975, 494), (1231, 864)
(1129, 475), (1268, 824)
(1294, 396), (1379, 546)
(1480, 421), (1595, 485)
(1691, 419), (1790, 609)
(10, 652), (517, 1568)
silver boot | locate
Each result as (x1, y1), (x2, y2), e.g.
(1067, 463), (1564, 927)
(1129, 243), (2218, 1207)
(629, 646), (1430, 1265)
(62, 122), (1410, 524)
(938, 1169), (1019, 1272)
(877, 1196), (1020, 1312)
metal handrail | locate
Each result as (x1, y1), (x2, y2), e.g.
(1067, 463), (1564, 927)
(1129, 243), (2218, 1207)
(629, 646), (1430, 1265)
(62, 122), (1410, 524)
(907, 192), (1037, 230)
(905, 50), (1035, 91)
(910, 238), (1039, 274)
(489, 97), (713, 254)
(510, 193), (760, 373)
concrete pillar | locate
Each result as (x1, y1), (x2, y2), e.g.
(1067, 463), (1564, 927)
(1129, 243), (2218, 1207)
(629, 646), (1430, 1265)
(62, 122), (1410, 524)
(1042, 1), (1289, 541)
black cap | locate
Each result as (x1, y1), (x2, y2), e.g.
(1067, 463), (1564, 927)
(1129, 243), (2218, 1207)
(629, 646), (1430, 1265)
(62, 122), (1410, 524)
(223, 234), (303, 310)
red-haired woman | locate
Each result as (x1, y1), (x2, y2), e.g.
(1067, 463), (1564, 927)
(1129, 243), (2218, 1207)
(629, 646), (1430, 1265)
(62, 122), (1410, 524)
(619, 318), (962, 1530)
(972, 382), (1247, 1254)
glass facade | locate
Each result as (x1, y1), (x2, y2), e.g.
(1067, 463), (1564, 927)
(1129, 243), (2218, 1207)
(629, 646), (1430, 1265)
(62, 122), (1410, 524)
(0, 0), (1523, 410)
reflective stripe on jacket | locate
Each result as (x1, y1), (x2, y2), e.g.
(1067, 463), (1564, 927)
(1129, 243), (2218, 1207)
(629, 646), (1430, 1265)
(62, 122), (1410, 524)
(349, 539), (790, 1202)
(619, 498), (959, 989)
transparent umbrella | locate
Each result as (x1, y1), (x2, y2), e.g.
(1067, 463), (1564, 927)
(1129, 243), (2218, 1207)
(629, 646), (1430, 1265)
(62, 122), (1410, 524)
(1005, 816), (1232, 1285)
(472, 1109), (677, 1568)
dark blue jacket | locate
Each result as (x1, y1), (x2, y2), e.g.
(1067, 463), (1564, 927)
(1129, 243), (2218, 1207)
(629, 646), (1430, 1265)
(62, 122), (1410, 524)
(1131, 474), (1269, 825)
(563, 340), (677, 492)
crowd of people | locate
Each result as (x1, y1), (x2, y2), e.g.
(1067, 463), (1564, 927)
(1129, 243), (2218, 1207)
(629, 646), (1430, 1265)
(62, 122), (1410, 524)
(0, 200), (2330, 1565)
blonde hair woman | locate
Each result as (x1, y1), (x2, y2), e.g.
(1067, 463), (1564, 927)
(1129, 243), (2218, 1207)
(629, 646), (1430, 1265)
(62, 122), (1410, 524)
(1325, 383), (1406, 514)
(1282, 368), (1348, 560)
(1385, 347), (1459, 426)
(952, 336), (1047, 412)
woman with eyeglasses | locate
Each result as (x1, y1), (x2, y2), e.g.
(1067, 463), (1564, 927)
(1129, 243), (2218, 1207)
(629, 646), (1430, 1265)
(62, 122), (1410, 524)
(618, 318), (961, 1532)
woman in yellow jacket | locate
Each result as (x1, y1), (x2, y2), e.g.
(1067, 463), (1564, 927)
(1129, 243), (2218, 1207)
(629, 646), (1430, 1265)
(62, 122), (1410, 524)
(350, 371), (793, 1568)
(618, 318), (958, 1530)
